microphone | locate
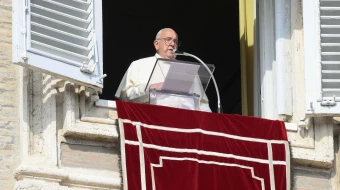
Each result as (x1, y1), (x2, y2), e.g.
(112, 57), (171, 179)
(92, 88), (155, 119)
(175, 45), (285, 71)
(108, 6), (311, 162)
(172, 49), (185, 55)
(173, 49), (222, 113)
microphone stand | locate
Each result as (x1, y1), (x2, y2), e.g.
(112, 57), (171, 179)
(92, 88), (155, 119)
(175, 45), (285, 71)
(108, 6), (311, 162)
(174, 50), (222, 113)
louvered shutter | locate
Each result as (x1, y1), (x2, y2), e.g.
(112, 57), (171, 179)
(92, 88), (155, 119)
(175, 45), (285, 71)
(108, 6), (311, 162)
(304, 0), (340, 115)
(13, 0), (103, 90)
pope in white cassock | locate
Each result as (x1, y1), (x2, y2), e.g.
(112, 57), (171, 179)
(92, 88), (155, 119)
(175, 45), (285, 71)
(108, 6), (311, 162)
(115, 28), (211, 112)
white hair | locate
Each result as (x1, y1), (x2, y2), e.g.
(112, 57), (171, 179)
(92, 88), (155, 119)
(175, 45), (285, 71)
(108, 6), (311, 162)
(155, 28), (178, 40)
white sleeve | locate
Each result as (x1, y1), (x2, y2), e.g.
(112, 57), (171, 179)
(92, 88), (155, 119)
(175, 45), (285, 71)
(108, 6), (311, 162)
(119, 61), (148, 103)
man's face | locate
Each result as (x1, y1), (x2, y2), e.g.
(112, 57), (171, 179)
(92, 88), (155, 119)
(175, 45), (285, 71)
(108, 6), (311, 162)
(154, 29), (178, 59)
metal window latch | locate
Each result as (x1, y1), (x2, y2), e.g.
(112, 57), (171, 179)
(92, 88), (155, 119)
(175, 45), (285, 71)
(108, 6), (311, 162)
(80, 59), (96, 74)
(320, 96), (336, 106)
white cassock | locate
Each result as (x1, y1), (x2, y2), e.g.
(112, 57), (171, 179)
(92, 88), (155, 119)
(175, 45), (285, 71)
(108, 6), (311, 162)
(115, 53), (212, 112)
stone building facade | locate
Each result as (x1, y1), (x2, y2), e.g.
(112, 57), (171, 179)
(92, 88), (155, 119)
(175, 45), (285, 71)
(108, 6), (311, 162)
(0, 0), (340, 189)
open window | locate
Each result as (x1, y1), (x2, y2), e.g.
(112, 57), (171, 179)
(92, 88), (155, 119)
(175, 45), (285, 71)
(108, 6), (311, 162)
(13, 0), (104, 91)
(100, 1), (241, 114)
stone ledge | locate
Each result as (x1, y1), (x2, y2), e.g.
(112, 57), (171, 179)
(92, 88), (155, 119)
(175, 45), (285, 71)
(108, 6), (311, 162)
(293, 157), (333, 169)
(291, 146), (334, 169)
(285, 122), (298, 132)
(95, 99), (116, 109)
(81, 106), (117, 125)
(14, 164), (121, 189)
(14, 164), (67, 182)
(63, 121), (118, 141)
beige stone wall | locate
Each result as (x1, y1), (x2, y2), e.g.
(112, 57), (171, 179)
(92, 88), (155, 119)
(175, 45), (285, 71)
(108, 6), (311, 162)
(0, 0), (21, 189)
(293, 166), (332, 190)
(61, 143), (119, 172)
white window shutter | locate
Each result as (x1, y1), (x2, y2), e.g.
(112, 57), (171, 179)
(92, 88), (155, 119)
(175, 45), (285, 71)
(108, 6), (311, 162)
(304, 0), (340, 115)
(13, 0), (104, 91)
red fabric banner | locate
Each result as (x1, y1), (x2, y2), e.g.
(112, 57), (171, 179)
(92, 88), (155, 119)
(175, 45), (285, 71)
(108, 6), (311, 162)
(116, 100), (290, 190)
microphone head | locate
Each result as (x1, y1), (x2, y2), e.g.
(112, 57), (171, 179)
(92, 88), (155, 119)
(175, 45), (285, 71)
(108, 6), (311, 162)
(173, 49), (184, 55)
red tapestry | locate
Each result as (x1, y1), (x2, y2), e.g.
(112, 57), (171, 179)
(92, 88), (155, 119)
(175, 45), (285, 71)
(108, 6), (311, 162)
(116, 100), (290, 190)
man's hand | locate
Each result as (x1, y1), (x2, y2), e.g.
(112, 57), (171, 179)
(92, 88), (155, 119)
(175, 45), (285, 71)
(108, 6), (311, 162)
(150, 82), (163, 90)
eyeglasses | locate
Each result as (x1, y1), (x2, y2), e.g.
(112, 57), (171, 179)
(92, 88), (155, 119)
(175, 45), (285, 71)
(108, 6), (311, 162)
(157, 37), (181, 47)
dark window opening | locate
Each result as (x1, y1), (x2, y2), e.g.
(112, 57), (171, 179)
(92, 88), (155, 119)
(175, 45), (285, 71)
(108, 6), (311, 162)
(101, 0), (241, 114)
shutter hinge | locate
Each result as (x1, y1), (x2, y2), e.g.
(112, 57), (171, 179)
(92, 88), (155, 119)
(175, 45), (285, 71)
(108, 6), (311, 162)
(96, 74), (107, 84)
(307, 102), (314, 112)
(320, 96), (336, 106)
